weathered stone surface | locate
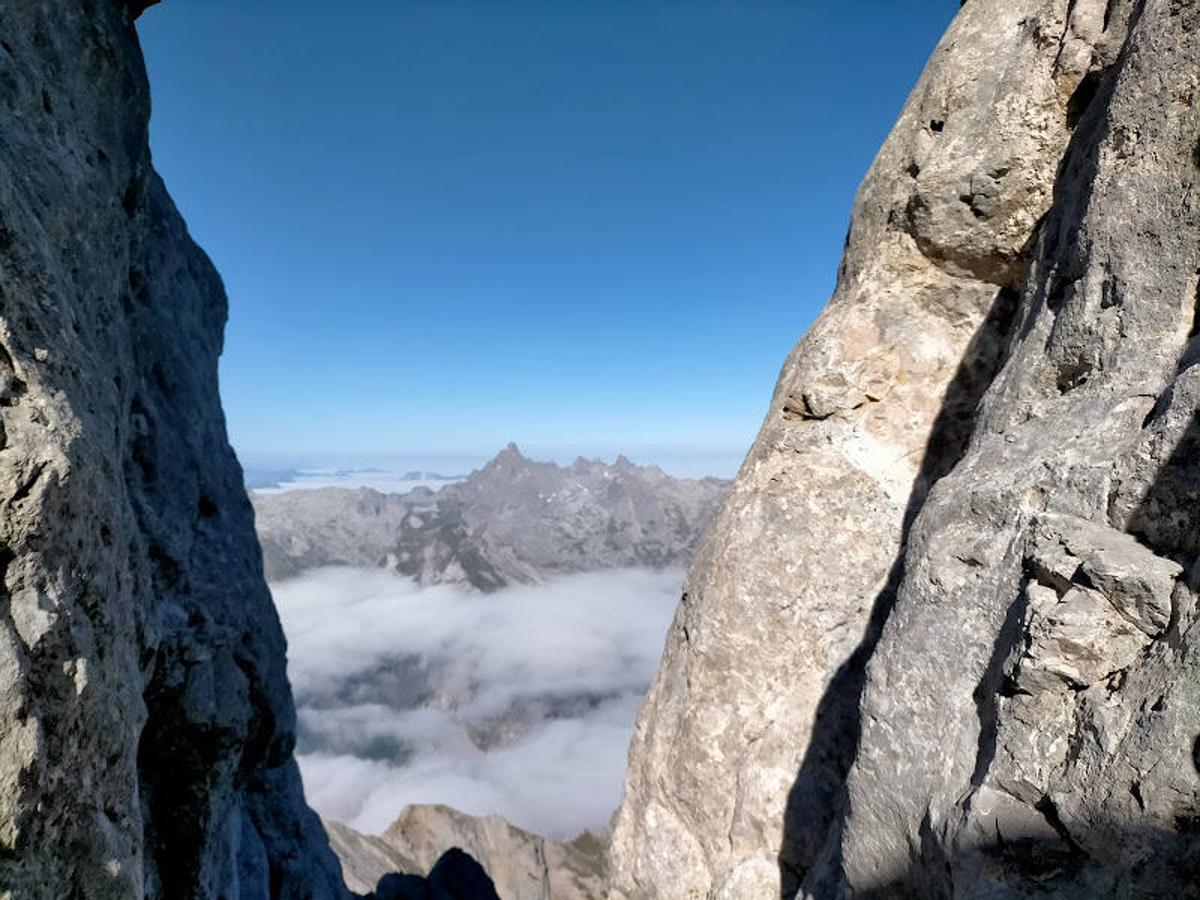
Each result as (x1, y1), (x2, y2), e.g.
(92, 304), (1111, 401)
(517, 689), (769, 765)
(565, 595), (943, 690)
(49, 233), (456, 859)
(327, 805), (606, 900)
(1021, 584), (1148, 690)
(1030, 513), (1183, 635)
(612, 0), (1200, 895)
(253, 444), (727, 591)
(0, 2), (348, 896)
(825, 2), (1200, 894)
(610, 2), (1137, 897)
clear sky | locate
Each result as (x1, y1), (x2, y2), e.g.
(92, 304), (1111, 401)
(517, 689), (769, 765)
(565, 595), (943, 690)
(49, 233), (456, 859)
(136, 1), (957, 467)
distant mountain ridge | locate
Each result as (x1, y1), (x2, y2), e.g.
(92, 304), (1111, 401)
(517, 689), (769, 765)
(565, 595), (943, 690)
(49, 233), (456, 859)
(326, 804), (607, 900)
(251, 444), (730, 590)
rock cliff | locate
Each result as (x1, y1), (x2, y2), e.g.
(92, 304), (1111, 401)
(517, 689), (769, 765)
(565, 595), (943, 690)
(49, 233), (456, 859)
(326, 805), (606, 900)
(613, 0), (1200, 897)
(252, 445), (727, 591)
(0, 2), (347, 896)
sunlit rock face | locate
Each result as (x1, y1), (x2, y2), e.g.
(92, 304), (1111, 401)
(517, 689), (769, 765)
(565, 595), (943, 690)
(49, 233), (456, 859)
(612, 0), (1200, 897)
(0, 2), (347, 896)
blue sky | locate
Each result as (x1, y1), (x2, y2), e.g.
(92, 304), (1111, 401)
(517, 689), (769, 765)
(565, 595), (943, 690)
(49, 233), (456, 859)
(137, 1), (956, 468)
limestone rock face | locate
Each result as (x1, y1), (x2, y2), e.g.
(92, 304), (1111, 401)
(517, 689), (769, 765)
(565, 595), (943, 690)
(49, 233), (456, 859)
(325, 821), (423, 896)
(327, 805), (607, 900)
(609, 1), (1185, 897)
(830, 2), (1200, 894)
(0, 2), (347, 896)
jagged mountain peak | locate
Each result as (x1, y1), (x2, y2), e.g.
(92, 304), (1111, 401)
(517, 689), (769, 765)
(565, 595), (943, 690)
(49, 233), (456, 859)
(253, 450), (729, 591)
(494, 441), (527, 462)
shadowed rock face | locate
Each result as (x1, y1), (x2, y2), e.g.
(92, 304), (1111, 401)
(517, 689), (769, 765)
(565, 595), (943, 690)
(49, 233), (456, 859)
(814, 822), (1200, 899)
(612, 0), (1200, 897)
(828, 2), (1200, 895)
(0, 2), (347, 896)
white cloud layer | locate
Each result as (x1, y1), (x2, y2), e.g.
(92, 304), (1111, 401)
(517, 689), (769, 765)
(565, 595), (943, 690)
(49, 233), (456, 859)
(271, 566), (682, 838)
(254, 469), (465, 494)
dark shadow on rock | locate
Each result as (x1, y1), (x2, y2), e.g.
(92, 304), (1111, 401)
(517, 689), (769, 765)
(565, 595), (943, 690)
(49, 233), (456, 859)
(777, 281), (1020, 896)
(776, 26), (1142, 893)
(374, 872), (428, 900)
(1128, 409), (1200, 566)
(371, 847), (501, 900)
(851, 822), (1200, 900)
(964, 583), (1031, 791)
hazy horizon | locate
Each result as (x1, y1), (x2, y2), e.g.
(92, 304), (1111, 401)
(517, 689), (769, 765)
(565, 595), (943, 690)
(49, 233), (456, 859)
(240, 441), (748, 482)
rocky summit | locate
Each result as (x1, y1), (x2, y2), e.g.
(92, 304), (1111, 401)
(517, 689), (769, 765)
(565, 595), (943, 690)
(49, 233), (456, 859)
(252, 444), (728, 591)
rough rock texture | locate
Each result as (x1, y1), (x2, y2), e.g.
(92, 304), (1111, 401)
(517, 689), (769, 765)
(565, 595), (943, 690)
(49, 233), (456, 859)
(609, 1), (1178, 897)
(253, 444), (728, 591)
(0, 2), (348, 896)
(328, 805), (607, 900)
(826, 1), (1200, 894)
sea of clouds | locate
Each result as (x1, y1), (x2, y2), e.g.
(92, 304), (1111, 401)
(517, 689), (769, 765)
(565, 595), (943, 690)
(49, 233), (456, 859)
(271, 566), (683, 839)
(250, 468), (467, 494)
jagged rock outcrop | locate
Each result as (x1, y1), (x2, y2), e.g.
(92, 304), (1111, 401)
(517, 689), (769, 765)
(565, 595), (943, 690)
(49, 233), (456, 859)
(609, 0), (1200, 897)
(252, 444), (728, 591)
(327, 805), (606, 900)
(0, 2), (348, 896)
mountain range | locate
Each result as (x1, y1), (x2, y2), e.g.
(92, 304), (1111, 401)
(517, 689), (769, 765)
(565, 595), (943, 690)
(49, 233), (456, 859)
(11, 2), (1200, 898)
(252, 443), (729, 590)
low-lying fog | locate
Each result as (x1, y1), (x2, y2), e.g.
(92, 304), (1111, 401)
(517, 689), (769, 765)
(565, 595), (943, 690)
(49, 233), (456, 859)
(272, 566), (682, 839)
